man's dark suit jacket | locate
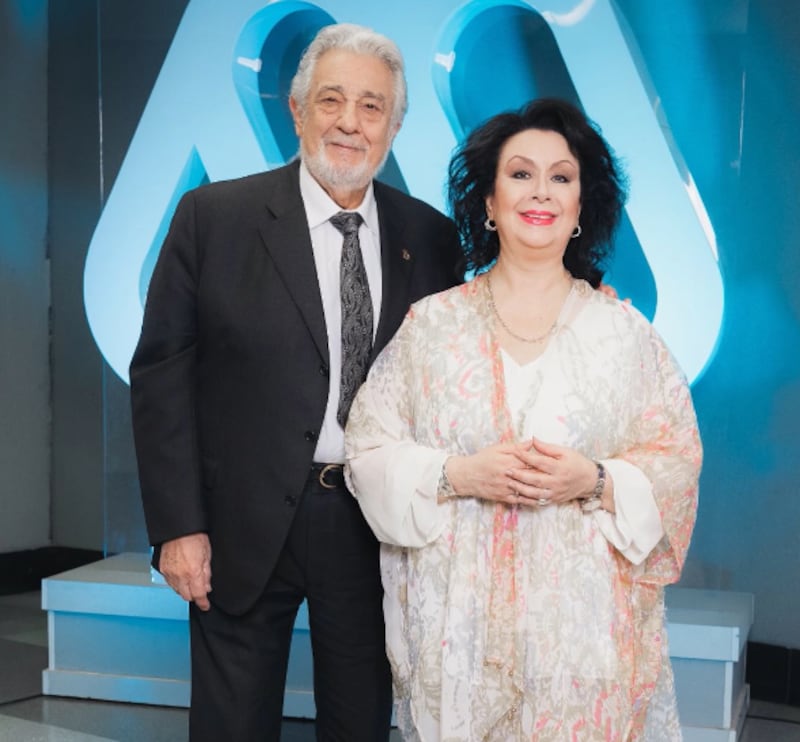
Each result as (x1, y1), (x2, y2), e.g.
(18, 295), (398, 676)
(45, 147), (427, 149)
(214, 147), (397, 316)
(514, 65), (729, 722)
(130, 160), (461, 615)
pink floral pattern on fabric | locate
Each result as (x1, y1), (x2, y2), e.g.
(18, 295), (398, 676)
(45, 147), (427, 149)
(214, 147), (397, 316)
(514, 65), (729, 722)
(346, 275), (701, 741)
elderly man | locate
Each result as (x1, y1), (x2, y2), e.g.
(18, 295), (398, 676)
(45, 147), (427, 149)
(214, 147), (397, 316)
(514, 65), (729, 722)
(130, 22), (460, 742)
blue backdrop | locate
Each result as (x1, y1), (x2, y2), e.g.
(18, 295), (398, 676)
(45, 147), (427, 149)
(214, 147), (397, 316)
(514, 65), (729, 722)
(77, 0), (800, 648)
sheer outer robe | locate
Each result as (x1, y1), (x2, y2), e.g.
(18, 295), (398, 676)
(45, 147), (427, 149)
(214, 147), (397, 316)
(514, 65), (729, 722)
(345, 276), (702, 740)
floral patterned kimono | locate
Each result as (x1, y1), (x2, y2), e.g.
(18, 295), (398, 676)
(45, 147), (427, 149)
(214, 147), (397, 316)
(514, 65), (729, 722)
(345, 275), (701, 741)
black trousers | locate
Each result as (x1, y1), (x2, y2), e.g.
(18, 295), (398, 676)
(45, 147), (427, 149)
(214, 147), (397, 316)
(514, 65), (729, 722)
(188, 469), (393, 741)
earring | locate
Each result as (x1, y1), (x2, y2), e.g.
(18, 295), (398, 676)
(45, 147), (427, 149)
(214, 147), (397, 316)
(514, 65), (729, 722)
(484, 217), (497, 232)
(571, 224), (582, 238)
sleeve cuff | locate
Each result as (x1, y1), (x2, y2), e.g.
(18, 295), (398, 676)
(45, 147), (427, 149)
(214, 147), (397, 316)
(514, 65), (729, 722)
(593, 458), (665, 565)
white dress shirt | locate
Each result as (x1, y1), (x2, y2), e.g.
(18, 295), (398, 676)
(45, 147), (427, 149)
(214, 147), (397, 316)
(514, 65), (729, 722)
(298, 161), (383, 463)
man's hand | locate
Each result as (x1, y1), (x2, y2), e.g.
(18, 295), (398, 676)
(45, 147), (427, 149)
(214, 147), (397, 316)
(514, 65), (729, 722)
(158, 532), (212, 611)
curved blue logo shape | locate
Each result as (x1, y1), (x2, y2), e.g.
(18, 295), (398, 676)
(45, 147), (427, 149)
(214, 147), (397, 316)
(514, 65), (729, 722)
(431, 0), (657, 318)
(84, 0), (724, 384)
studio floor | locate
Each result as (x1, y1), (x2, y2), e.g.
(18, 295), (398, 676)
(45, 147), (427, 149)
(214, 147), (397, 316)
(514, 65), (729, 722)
(0, 591), (797, 741)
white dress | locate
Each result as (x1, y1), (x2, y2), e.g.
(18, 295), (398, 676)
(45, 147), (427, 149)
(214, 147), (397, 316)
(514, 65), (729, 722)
(346, 276), (702, 741)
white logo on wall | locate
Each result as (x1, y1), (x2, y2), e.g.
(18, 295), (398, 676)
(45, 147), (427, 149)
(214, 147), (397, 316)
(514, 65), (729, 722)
(83, 0), (724, 384)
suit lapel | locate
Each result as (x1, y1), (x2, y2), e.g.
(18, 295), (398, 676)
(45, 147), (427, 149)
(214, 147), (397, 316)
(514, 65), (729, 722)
(373, 182), (415, 358)
(257, 162), (329, 364)
(256, 170), (416, 366)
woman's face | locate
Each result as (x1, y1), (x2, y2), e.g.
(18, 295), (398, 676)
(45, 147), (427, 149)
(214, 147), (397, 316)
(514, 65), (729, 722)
(485, 128), (581, 257)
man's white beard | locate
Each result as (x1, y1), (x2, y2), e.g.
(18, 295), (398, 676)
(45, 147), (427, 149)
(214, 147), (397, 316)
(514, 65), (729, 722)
(302, 140), (391, 193)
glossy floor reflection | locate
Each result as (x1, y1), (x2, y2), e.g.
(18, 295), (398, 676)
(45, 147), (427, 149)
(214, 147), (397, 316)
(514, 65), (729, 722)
(1, 591), (797, 741)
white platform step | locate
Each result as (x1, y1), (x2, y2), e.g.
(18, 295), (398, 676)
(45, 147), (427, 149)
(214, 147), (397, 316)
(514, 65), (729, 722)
(42, 553), (753, 738)
(666, 586), (754, 739)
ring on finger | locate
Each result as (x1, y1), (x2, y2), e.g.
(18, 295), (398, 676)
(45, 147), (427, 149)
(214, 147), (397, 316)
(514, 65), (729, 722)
(537, 498), (548, 506)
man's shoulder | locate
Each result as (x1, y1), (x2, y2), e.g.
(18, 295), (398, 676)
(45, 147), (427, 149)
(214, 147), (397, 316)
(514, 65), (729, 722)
(188, 162), (298, 206)
(373, 179), (451, 224)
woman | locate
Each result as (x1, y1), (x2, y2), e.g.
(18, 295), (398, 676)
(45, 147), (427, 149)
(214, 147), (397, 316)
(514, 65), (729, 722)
(345, 98), (701, 741)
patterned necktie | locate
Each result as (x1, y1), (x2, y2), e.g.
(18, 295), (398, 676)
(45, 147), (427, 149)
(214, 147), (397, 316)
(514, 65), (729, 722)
(330, 211), (373, 427)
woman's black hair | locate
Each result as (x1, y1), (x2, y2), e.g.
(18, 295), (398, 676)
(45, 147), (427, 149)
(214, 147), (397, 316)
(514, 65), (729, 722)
(447, 97), (627, 286)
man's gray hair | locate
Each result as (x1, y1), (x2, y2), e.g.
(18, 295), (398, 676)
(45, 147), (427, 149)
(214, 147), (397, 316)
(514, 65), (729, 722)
(290, 23), (408, 129)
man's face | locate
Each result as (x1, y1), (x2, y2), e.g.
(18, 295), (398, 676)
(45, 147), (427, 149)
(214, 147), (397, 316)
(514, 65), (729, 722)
(290, 48), (400, 202)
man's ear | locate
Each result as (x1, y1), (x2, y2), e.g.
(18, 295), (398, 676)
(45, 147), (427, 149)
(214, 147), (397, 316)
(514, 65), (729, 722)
(386, 120), (402, 149)
(289, 96), (303, 137)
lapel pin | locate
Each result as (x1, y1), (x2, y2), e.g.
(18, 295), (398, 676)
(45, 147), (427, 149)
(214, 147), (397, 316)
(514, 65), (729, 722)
(401, 249), (411, 261)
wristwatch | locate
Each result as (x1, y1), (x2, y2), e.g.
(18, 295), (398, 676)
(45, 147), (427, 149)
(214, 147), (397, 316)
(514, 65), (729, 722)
(438, 459), (457, 499)
(581, 461), (606, 513)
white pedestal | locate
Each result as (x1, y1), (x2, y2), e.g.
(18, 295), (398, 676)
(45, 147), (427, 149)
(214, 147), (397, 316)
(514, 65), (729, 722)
(43, 554), (753, 738)
(41, 553), (315, 715)
(666, 587), (754, 741)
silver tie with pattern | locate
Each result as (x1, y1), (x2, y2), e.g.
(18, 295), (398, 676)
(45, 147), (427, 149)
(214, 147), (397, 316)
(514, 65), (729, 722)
(330, 211), (373, 427)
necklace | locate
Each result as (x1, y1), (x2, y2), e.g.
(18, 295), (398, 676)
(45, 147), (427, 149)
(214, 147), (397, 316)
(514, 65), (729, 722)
(485, 272), (561, 344)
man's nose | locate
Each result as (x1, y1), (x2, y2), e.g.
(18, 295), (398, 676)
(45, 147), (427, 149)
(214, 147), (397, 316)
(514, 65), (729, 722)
(337, 100), (359, 132)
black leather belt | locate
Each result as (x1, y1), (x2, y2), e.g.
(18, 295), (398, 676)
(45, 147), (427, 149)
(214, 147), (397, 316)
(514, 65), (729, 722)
(310, 462), (346, 490)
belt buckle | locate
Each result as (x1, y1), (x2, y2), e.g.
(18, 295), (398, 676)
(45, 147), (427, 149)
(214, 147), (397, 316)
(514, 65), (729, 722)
(318, 464), (342, 489)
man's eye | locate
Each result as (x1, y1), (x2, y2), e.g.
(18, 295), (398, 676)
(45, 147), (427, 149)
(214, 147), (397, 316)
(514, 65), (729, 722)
(361, 101), (383, 114)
